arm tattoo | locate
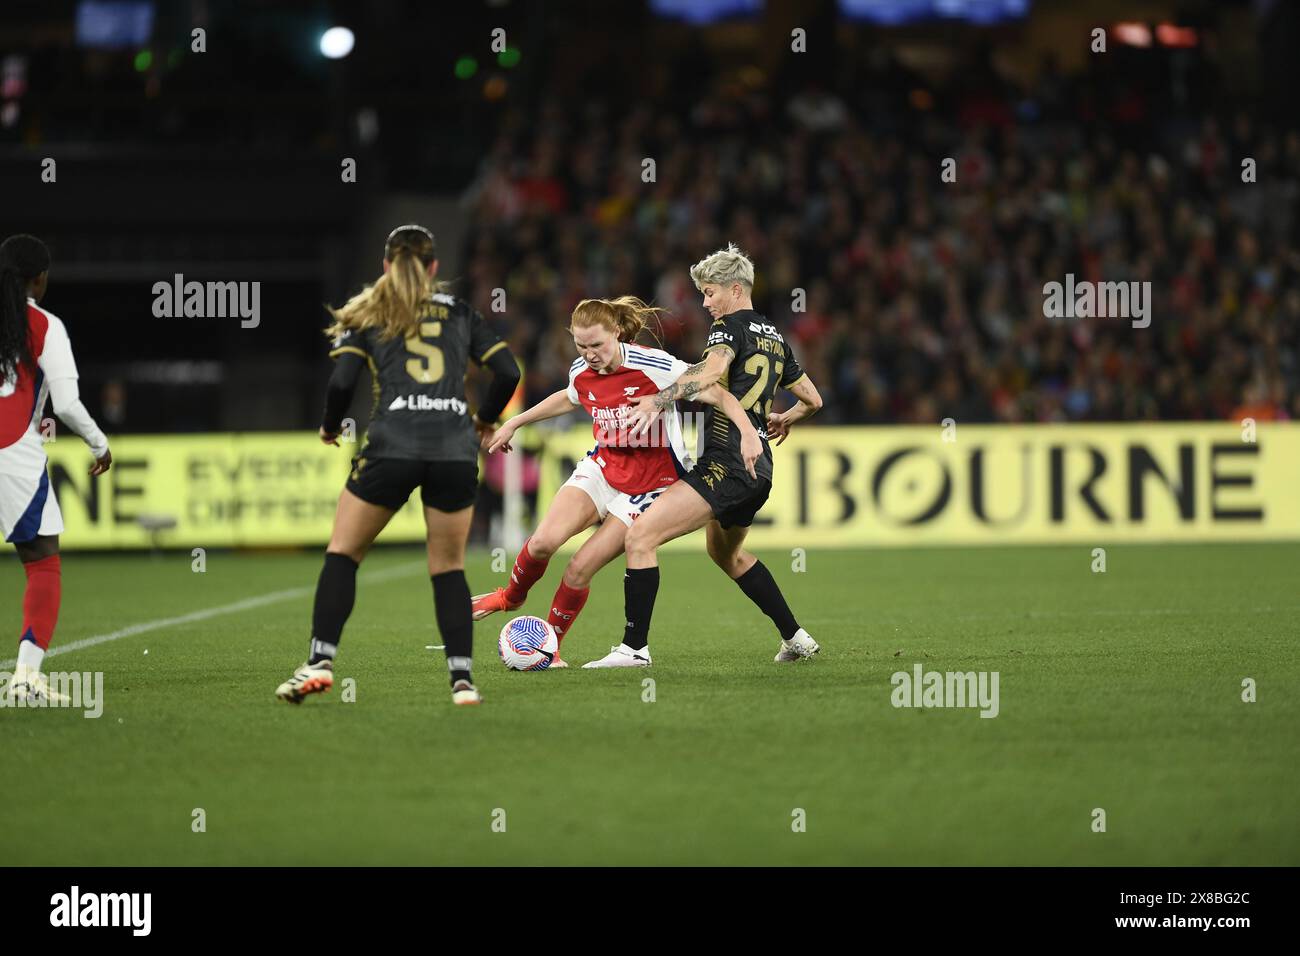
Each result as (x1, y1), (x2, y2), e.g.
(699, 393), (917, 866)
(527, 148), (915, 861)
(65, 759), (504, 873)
(654, 358), (713, 408)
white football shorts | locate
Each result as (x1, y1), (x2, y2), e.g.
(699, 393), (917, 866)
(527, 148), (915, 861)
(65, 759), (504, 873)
(0, 468), (63, 543)
(561, 454), (671, 528)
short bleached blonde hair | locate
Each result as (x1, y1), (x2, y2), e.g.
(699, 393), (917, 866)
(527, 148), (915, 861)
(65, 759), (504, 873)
(689, 243), (754, 292)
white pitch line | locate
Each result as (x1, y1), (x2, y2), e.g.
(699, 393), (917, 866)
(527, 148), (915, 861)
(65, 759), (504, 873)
(0, 561), (428, 669)
(947, 604), (1300, 622)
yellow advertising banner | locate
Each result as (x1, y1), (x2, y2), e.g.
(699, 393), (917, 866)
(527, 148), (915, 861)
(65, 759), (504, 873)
(533, 421), (1300, 548)
(39, 423), (1300, 549)
(42, 434), (439, 549)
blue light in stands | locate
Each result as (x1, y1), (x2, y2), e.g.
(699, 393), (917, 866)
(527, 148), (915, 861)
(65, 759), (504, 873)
(75, 0), (155, 50)
(838, 0), (1029, 25)
(650, 0), (763, 24)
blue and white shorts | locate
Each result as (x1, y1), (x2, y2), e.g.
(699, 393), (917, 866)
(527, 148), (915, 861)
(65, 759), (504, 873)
(0, 469), (63, 543)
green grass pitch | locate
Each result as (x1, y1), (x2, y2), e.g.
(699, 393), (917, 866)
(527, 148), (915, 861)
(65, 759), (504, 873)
(3, 542), (1297, 865)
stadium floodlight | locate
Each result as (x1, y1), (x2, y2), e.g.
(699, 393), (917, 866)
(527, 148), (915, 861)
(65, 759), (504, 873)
(1113, 22), (1153, 47)
(1156, 23), (1198, 48)
(319, 26), (355, 59)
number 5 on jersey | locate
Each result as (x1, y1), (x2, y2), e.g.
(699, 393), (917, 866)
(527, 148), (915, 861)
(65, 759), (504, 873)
(405, 320), (444, 383)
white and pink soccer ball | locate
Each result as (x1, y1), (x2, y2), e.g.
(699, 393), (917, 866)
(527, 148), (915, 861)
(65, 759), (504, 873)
(497, 615), (558, 671)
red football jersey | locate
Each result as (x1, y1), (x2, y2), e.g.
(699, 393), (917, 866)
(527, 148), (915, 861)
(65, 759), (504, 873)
(0, 302), (78, 478)
(566, 342), (693, 494)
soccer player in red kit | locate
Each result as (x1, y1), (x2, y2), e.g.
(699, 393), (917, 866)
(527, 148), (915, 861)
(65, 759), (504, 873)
(473, 296), (759, 665)
(610, 244), (824, 667)
(0, 235), (112, 702)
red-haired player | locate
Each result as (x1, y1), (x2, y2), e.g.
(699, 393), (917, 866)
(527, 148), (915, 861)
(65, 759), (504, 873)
(472, 296), (759, 665)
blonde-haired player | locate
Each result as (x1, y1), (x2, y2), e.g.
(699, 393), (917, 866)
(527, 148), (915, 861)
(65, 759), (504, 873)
(596, 244), (823, 667)
(275, 225), (521, 706)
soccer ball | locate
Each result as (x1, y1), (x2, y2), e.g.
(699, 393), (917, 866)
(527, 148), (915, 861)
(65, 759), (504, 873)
(498, 616), (558, 671)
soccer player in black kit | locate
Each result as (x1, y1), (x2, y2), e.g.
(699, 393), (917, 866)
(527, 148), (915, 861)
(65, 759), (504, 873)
(590, 244), (824, 668)
(276, 225), (520, 705)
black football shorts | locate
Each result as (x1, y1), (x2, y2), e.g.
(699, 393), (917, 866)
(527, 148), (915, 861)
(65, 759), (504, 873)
(681, 456), (771, 530)
(346, 457), (478, 512)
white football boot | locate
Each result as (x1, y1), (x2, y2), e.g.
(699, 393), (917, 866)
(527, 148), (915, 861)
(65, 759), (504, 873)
(275, 660), (334, 703)
(774, 628), (820, 663)
(5, 667), (71, 704)
(582, 643), (652, 668)
(451, 679), (482, 705)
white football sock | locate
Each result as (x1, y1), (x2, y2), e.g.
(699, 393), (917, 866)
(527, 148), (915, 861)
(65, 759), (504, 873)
(16, 641), (45, 674)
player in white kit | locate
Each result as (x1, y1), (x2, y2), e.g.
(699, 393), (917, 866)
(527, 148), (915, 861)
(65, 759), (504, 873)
(0, 235), (112, 703)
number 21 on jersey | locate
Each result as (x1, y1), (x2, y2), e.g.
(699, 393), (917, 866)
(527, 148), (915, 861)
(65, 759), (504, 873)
(738, 354), (783, 418)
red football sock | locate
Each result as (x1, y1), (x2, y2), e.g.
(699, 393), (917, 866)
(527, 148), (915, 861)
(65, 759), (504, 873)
(547, 580), (590, 647)
(504, 537), (549, 605)
(20, 554), (61, 651)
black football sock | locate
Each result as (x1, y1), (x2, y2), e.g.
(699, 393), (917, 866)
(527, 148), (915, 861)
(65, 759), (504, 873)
(309, 552), (358, 664)
(622, 566), (660, 652)
(734, 560), (800, 642)
(432, 570), (474, 686)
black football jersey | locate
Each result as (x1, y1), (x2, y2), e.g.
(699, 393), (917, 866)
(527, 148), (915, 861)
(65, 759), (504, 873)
(698, 308), (806, 481)
(329, 292), (505, 462)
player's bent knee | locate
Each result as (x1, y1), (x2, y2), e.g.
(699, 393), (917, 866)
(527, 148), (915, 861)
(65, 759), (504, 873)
(713, 554), (742, 577)
(425, 541), (462, 564)
(563, 561), (592, 589)
(726, 554), (754, 579)
(625, 522), (657, 557)
(527, 536), (559, 560)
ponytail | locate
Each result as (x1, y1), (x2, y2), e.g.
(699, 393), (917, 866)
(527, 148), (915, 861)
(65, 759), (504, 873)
(325, 247), (430, 341)
(569, 295), (667, 346)
(325, 224), (445, 342)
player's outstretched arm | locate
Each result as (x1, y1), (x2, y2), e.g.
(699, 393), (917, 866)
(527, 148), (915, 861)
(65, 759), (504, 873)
(652, 348), (731, 408)
(486, 388), (579, 454)
(696, 383), (761, 479)
(766, 374), (824, 446)
(629, 348), (732, 434)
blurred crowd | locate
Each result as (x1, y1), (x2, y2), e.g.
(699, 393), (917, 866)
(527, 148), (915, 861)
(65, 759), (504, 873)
(457, 68), (1300, 425)
(10, 8), (1297, 428)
